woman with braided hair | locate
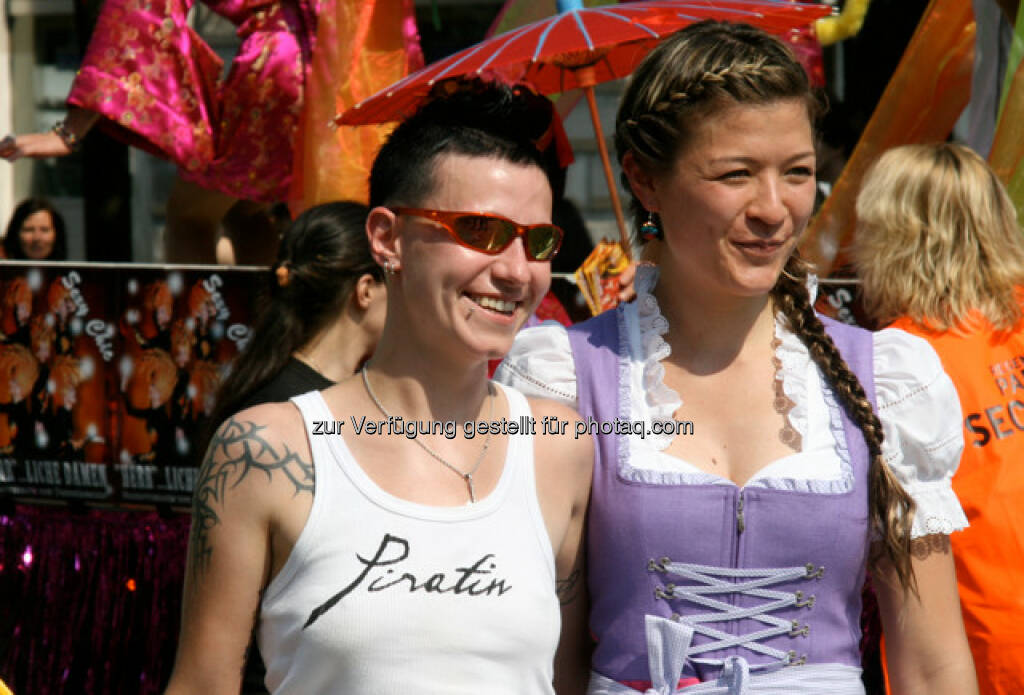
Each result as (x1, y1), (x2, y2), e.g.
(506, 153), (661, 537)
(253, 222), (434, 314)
(497, 20), (977, 694)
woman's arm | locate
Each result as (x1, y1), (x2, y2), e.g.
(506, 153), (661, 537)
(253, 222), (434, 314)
(875, 536), (978, 695)
(165, 407), (309, 693)
(533, 399), (594, 695)
(0, 107), (100, 161)
(554, 538), (591, 695)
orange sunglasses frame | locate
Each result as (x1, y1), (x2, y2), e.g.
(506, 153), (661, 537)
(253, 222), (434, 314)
(392, 207), (564, 261)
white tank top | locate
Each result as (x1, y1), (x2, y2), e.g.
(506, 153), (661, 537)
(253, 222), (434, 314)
(258, 384), (560, 695)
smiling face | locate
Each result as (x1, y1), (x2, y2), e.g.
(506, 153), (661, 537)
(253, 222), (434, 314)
(632, 99), (816, 301)
(19, 210), (57, 260)
(382, 153), (553, 362)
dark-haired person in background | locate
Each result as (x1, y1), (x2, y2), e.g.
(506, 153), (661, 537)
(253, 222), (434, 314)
(205, 200), (386, 432)
(3, 198), (68, 261)
(196, 199), (386, 694)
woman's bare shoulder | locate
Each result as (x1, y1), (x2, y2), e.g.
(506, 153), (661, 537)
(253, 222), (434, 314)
(195, 401), (313, 515)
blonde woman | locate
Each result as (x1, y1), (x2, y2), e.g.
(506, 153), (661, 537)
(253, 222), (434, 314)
(854, 142), (1024, 695)
(499, 21), (977, 694)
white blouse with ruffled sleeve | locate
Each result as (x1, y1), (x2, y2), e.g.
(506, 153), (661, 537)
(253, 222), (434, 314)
(495, 265), (968, 539)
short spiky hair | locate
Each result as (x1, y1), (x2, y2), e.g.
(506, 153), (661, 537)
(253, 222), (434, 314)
(369, 78), (558, 208)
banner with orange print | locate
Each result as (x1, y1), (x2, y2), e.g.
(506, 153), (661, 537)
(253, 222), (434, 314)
(289, 0), (424, 213)
(800, 0), (975, 278)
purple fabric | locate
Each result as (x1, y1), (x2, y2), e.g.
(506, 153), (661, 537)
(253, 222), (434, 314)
(568, 309), (876, 684)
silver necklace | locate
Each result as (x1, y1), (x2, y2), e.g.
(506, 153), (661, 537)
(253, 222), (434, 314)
(361, 365), (494, 503)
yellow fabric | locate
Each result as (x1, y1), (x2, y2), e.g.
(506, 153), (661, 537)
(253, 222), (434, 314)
(800, 0), (975, 276)
(288, 0), (422, 213)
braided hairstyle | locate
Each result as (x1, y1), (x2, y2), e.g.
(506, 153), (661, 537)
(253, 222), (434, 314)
(615, 21), (916, 591)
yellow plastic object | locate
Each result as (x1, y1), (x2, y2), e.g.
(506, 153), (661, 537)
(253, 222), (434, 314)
(814, 0), (872, 46)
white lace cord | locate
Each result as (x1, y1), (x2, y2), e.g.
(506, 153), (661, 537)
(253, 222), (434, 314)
(644, 615), (695, 695)
(720, 656), (751, 693)
(650, 559), (824, 668)
(639, 624), (765, 695)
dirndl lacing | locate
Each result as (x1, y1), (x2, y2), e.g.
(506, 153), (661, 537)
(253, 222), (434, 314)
(651, 558), (822, 669)
(586, 559), (866, 695)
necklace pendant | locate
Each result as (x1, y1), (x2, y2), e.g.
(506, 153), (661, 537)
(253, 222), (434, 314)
(465, 473), (476, 504)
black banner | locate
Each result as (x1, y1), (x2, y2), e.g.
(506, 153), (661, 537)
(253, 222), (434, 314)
(0, 262), (261, 506)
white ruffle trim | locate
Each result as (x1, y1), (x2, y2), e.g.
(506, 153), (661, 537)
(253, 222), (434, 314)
(752, 317), (853, 494)
(773, 318), (810, 441)
(904, 481), (970, 538)
(614, 269), (964, 520)
(632, 265), (682, 452)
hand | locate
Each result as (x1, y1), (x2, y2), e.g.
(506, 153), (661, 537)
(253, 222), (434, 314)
(0, 131), (73, 161)
(616, 261), (638, 304)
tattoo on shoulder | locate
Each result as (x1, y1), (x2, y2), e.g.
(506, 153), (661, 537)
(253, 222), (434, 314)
(556, 568), (583, 607)
(190, 417), (313, 578)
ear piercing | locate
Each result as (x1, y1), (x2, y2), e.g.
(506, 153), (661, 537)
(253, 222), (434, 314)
(640, 212), (662, 241)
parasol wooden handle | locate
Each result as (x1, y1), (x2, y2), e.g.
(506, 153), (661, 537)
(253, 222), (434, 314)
(578, 67), (632, 260)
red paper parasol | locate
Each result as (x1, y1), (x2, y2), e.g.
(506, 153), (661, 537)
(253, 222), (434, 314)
(338, 0), (831, 256)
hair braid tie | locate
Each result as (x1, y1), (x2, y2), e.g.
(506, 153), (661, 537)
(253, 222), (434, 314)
(275, 262), (291, 288)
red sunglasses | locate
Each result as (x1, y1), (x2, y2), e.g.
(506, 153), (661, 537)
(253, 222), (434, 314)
(392, 207), (564, 261)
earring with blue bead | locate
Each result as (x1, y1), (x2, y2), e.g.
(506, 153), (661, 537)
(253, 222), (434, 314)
(639, 211), (662, 241)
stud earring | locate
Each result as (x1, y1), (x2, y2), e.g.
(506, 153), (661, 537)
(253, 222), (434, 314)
(384, 260), (399, 275)
(640, 212), (662, 241)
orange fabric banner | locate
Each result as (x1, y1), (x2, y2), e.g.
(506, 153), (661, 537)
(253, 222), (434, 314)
(800, 0), (975, 275)
(289, 0), (424, 213)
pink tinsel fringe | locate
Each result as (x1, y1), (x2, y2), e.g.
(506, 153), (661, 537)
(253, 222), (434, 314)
(1, 505), (190, 694)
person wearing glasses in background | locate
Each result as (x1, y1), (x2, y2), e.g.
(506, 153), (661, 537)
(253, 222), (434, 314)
(164, 79), (593, 694)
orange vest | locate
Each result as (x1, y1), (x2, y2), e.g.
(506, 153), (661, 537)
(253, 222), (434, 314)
(890, 315), (1024, 694)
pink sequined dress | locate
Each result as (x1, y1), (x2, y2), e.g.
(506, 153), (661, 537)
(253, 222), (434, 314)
(68, 0), (318, 202)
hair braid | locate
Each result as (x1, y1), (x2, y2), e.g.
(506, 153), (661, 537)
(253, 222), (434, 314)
(773, 256), (917, 593)
(615, 21), (822, 242)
